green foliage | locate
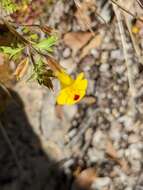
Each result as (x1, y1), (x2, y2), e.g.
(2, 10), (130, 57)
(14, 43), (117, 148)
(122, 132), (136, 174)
(0, 46), (24, 59)
(0, 0), (18, 14)
(0, 0), (30, 14)
(0, 18), (58, 89)
(34, 36), (58, 53)
(30, 58), (54, 89)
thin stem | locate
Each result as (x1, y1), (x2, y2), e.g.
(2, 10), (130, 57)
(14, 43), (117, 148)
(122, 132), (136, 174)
(2, 18), (30, 45)
(1, 19), (62, 73)
(112, 3), (137, 121)
(110, 0), (143, 23)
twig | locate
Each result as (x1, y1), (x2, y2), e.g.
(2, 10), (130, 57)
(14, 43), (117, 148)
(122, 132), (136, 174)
(124, 15), (143, 65)
(110, 0), (143, 23)
(110, 0), (135, 18)
(67, 110), (97, 148)
(74, 0), (95, 36)
(112, 2), (137, 121)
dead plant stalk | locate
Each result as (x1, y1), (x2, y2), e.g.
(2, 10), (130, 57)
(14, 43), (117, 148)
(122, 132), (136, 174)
(112, 3), (137, 121)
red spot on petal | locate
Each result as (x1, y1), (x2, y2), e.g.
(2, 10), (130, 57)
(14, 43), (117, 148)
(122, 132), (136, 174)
(74, 94), (80, 101)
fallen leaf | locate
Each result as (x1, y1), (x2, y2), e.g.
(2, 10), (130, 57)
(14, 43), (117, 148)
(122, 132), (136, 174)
(80, 34), (102, 59)
(106, 140), (118, 159)
(106, 140), (130, 174)
(117, 159), (130, 174)
(63, 32), (92, 55)
(82, 96), (96, 104)
(75, 0), (96, 31)
(74, 168), (97, 190)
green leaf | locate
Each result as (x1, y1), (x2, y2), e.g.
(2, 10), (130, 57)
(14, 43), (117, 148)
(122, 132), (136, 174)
(1, 0), (18, 14)
(0, 46), (24, 59)
(34, 36), (58, 52)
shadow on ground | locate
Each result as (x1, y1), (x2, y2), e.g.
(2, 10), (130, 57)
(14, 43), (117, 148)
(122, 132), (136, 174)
(0, 86), (72, 190)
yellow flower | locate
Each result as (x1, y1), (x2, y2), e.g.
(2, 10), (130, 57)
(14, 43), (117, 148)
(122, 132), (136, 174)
(55, 70), (88, 105)
(132, 26), (140, 34)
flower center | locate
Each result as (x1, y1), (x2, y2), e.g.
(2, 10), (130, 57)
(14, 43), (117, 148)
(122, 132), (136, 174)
(74, 94), (80, 101)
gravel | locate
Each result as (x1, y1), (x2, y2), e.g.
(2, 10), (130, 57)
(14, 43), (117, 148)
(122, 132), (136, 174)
(0, 0), (143, 190)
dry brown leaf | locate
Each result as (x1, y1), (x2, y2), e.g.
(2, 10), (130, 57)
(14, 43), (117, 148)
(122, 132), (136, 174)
(106, 140), (118, 159)
(117, 159), (130, 174)
(14, 58), (29, 80)
(75, 0), (96, 32)
(80, 34), (102, 59)
(82, 96), (96, 104)
(106, 140), (130, 173)
(74, 168), (97, 190)
(63, 32), (92, 55)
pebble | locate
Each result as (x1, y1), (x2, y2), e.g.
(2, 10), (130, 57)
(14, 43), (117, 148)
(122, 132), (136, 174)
(131, 160), (142, 173)
(60, 58), (75, 73)
(125, 187), (133, 190)
(63, 105), (77, 121)
(125, 146), (142, 160)
(88, 148), (105, 163)
(63, 47), (71, 58)
(91, 49), (100, 58)
(87, 80), (95, 94)
(112, 108), (120, 118)
(100, 63), (110, 72)
(92, 130), (107, 149)
(111, 49), (124, 60)
(101, 52), (109, 63)
(67, 129), (77, 139)
(91, 177), (111, 190)
(128, 134), (139, 144)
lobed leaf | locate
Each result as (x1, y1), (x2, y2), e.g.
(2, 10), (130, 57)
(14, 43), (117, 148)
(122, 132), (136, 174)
(0, 46), (24, 59)
(34, 36), (58, 52)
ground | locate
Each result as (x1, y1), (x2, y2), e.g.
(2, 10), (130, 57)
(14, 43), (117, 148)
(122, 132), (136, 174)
(0, 0), (143, 190)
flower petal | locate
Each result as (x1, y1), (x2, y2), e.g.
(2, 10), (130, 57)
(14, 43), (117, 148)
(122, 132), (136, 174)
(56, 71), (88, 105)
(56, 88), (69, 105)
(74, 79), (88, 91)
(55, 70), (73, 86)
(76, 73), (84, 81)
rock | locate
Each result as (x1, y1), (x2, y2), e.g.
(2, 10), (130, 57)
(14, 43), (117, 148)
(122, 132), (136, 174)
(87, 80), (95, 95)
(100, 63), (109, 72)
(91, 177), (111, 190)
(41, 140), (64, 161)
(101, 52), (109, 64)
(63, 48), (71, 58)
(128, 134), (139, 144)
(63, 105), (77, 121)
(91, 49), (100, 59)
(60, 58), (75, 73)
(125, 145), (142, 160)
(111, 49), (124, 60)
(88, 148), (105, 163)
(92, 130), (107, 149)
